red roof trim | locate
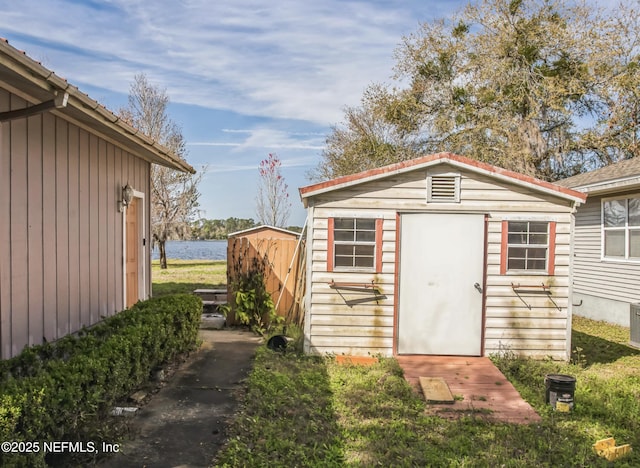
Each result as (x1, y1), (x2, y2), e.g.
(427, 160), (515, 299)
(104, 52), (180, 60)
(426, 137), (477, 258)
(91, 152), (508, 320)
(300, 153), (586, 202)
(500, 220), (508, 275)
(547, 221), (556, 276)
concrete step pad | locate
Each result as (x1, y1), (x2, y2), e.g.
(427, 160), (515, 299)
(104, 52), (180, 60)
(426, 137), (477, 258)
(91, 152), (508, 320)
(419, 377), (455, 404)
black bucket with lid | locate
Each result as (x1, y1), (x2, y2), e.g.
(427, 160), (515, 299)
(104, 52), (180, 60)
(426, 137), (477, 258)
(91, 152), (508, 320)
(545, 374), (576, 412)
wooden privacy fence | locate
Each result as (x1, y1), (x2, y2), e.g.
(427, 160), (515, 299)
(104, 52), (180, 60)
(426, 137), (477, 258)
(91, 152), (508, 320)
(226, 226), (305, 326)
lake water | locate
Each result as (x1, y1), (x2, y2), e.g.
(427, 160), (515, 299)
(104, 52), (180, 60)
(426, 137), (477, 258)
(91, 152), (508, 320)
(151, 240), (227, 260)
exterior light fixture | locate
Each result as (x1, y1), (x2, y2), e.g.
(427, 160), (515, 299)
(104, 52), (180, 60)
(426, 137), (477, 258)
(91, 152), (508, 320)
(118, 183), (134, 212)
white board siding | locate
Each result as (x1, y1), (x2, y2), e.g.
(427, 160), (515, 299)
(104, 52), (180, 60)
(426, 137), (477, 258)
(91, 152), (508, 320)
(485, 328), (568, 341)
(306, 214), (397, 356)
(311, 325), (394, 337)
(485, 339), (568, 360)
(485, 307), (569, 318)
(483, 213), (570, 358)
(572, 195), (640, 304)
(311, 336), (394, 349)
(311, 346), (392, 356)
(484, 295), (568, 308)
(311, 313), (394, 325)
(305, 164), (575, 359)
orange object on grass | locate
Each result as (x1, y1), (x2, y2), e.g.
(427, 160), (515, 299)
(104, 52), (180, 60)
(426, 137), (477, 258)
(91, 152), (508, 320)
(335, 355), (379, 366)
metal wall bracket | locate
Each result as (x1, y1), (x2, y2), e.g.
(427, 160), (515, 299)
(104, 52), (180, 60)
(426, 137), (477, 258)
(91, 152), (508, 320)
(329, 280), (380, 292)
(328, 280), (386, 307)
(511, 282), (561, 311)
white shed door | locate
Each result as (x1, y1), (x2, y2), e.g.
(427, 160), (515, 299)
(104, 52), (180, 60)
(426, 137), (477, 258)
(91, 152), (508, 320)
(397, 213), (485, 355)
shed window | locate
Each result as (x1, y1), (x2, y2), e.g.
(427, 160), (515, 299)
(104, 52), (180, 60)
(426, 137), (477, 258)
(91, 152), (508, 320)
(602, 197), (640, 260)
(327, 217), (383, 272)
(500, 220), (556, 275)
(427, 174), (460, 203)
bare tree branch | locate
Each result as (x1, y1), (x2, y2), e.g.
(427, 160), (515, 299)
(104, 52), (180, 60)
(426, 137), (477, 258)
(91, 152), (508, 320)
(255, 153), (291, 227)
(119, 73), (203, 269)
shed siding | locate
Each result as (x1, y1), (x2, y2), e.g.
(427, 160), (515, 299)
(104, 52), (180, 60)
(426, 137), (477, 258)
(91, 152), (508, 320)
(306, 164), (574, 359)
(0, 90), (150, 359)
(572, 194), (640, 303)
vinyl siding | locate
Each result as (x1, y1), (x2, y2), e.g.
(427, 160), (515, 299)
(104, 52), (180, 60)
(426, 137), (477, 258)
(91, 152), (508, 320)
(572, 193), (640, 304)
(305, 163), (575, 360)
(0, 89), (151, 359)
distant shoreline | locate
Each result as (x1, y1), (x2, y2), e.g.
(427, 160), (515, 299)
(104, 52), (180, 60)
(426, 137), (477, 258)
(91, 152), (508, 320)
(151, 239), (227, 261)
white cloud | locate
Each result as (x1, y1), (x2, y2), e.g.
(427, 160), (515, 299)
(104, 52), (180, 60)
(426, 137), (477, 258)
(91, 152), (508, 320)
(201, 154), (313, 174)
(190, 142), (242, 147)
(189, 127), (325, 151)
(0, 0), (466, 125)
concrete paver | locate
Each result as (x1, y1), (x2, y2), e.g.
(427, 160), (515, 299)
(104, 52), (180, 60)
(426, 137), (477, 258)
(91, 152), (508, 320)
(397, 355), (541, 424)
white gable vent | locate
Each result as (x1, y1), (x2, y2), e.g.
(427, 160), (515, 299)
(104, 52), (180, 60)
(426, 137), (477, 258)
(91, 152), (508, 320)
(427, 173), (460, 203)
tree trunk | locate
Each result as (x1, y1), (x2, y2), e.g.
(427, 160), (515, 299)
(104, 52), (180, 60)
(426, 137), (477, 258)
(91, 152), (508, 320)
(159, 240), (168, 269)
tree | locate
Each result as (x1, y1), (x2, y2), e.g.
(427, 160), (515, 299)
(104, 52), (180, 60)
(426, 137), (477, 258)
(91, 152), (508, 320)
(308, 84), (421, 181)
(191, 217), (258, 239)
(255, 153), (291, 227)
(119, 74), (203, 269)
(314, 0), (640, 181)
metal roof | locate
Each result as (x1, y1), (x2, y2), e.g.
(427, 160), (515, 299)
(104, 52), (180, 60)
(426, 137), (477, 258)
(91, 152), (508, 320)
(0, 38), (194, 174)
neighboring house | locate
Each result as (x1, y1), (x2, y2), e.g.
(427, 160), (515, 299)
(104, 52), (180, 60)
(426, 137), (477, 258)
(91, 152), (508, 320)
(0, 39), (194, 359)
(556, 157), (640, 326)
(299, 153), (586, 360)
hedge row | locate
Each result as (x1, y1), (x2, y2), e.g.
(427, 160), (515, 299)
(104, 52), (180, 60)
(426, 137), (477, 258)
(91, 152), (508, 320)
(0, 294), (202, 467)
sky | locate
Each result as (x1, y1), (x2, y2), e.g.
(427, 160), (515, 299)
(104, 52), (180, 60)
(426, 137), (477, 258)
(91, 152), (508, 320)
(0, 0), (612, 226)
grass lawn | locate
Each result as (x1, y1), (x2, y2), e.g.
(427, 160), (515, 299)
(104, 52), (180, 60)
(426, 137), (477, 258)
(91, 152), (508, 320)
(215, 316), (640, 467)
(151, 259), (227, 296)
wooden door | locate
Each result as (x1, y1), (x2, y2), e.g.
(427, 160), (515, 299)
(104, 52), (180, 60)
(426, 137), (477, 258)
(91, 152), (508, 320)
(397, 213), (485, 355)
(125, 197), (139, 308)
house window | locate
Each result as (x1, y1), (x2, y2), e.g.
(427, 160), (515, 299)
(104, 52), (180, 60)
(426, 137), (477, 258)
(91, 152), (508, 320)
(500, 220), (556, 274)
(427, 174), (460, 203)
(602, 197), (640, 260)
(327, 217), (382, 272)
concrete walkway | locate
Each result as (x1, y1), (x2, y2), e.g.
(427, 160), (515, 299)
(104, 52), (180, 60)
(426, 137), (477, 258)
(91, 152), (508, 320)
(397, 355), (541, 424)
(100, 329), (261, 468)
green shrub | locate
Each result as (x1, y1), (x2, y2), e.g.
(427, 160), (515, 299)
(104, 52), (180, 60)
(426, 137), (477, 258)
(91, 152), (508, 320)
(225, 238), (284, 335)
(224, 271), (281, 335)
(0, 294), (201, 467)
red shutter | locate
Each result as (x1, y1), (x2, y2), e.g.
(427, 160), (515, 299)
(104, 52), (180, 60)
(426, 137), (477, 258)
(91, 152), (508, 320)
(375, 218), (383, 273)
(500, 220), (508, 275)
(548, 221), (556, 276)
(327, 217), (334, 272)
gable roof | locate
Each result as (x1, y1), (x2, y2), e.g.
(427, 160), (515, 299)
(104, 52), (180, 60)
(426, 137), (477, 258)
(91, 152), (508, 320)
(228, 225), (301, 238)
(300, 152), (586, 205)
(0, 38), (194, 174)
(556, 157), (640, 194)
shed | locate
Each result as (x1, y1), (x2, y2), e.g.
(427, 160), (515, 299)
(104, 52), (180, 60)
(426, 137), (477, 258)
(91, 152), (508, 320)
(0, 39), (194, 359)
(299, 153), (586, 360)
(556, 157), (640, 326)
(227, 225), (303, 325)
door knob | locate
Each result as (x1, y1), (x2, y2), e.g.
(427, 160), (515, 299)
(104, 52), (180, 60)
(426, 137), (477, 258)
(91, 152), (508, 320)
(474, 282), (483, 293)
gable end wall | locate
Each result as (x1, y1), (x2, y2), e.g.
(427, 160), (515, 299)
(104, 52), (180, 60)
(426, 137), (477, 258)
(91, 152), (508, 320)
(305, 165), (576, 360)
